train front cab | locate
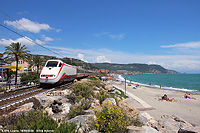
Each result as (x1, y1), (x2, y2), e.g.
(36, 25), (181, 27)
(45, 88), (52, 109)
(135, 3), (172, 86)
(40, 60), (63, 87)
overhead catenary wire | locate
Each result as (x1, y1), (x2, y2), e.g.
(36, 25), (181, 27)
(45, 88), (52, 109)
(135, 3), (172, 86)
(0, 23), (64, 58)
(0, 9), (64, 58)
(0, 9), (46, 45)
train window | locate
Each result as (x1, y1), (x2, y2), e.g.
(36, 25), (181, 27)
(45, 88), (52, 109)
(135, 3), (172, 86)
(46, 61), (58, 67)
(59, 62), (62, 67)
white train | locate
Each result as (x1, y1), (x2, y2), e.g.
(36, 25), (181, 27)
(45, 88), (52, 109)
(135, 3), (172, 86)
(40, 59), (94, 86)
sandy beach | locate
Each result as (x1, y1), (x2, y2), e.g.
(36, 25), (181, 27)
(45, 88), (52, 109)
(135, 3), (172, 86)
(111, 80), (200, 126)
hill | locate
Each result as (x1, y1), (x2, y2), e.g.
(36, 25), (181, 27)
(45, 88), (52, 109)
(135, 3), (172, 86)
(92, 63), (178, 74)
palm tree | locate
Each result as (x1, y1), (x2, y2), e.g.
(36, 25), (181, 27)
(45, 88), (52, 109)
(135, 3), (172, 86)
(28, 54), (44, 74)
(4, 42), (30, 87)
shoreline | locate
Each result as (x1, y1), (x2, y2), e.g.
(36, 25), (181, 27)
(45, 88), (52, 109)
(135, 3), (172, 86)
(119, 75), (200, 95)
(110, 80), (200, 126)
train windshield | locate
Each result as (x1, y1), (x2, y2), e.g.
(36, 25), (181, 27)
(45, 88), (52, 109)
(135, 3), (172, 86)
(45, 61), (58, 67)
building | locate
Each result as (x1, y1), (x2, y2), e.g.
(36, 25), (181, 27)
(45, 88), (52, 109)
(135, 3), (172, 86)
(10, 60), (37, 73)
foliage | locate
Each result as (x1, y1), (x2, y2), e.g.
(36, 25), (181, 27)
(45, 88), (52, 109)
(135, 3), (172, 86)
(55, 121), (79, 133)
(95, 90), (110, 104)
(9, 70), (15, 77)
(67, 98), (92, 119)
(81, 98), (92, 110)
(92, 63), (178, 74)
(27, 54), (45, 73)
(88, 76), (105, 89)
(0, 88), (4, 92)
(88, 76), (99, 81)
(69, 82), (94, 102)
(130, 116), (143, 127)
(115, 88), (126, 98)
(1, 110), (79, 132)
(67, 105), (85, 119)
(21, 72), (39, 85)
(4, 42), (30, 86)
(89, 104), (130, 132)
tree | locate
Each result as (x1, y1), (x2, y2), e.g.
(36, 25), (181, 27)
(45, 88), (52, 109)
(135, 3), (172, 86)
(28, 54), (44, 74)
(4, 42), (30, 87)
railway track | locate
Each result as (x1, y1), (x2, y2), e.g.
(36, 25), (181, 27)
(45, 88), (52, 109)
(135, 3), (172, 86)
(0, 82), (73, 116)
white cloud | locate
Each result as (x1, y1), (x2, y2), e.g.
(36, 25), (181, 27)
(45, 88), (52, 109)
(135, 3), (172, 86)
(95, 32), (125, 40)
(95, 32), (110, 37)
(0, 36), (54, 46)
(56, 29), (61, 32)
(0, 37), (35, 46)
(44, 37), (54, 42)
(94, 56), (111, 63)
(17, 11), (29, 15)
(77, 53), (84, 59)
(161, 41), (200, 49)
(41, 45), (200, 73)
(4, 18), (52, 33)
(77, 53), (88, 62)
(109, 33), (125, 40)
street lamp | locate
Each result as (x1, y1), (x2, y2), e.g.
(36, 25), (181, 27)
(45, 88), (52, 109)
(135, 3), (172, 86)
(125, 77), (127, 98)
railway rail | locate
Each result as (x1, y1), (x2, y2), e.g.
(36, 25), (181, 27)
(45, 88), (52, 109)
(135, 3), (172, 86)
(0, 82), (73, 116)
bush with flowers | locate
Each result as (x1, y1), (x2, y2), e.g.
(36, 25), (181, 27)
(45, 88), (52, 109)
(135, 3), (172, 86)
(89, 103), (130, 132)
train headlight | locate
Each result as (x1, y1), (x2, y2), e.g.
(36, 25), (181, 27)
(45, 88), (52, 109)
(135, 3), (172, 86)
(41, 75), (45, 77)
(50, 75), (56, 77)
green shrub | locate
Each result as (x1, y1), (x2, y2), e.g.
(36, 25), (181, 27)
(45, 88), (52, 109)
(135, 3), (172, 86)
(115, 88), (126, 98)
(55, 121), (79, 133)
(67, 93), (77, 104)
(81, 98), (92, 110)
(1, 110), (79, 132)
(21, 72), (39, 85)
(15, 111), (57, 130)
(0, 88), (4, 92)
(131, 116), (143, 127)
(89, 104), (130, 132)
(95, 90), (110, 104)
(88, 76), (99, 81)
(67, 105), (85, 119)
(71, 82), (94, 100)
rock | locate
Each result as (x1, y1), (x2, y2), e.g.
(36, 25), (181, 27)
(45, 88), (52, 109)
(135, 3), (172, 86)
(179, 125), (200, 133)
(45, 107), (54, 116)
(139, 112), (158, 127)
(105, 84), (113, 92)
(102, 98), (116, 106)
(68, 114), (93, 132)
(52, 105), (62, 113)
(142, 126), (159, 133)
(35, 93), (62, 108)
(53, 100), (62, 105)
(74, 79), (78, 83)
(80, 78), (89, 83)
(89, 130), (99, 133)
(90, 99), (100, 109)
(84, 109), (94, 115)
(127, 126), (145, 133)
(32, 98), (42, 109)
(118, 100), (139, 117)
(61, 102), (71, 114)
(10, 106), (33, 114)
(157, 115), (194, 133)
(0, 125), (3, 130)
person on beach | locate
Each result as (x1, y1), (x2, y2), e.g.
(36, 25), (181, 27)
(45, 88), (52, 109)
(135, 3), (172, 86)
(162, 94), (176, 102)
(184, 94), (196, 100)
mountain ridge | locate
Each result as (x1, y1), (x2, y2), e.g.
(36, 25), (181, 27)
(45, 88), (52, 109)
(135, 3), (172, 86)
(92, 63), (178, 74)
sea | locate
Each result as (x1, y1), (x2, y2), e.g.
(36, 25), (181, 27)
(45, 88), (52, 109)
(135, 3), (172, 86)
(122, 74), (200, 94)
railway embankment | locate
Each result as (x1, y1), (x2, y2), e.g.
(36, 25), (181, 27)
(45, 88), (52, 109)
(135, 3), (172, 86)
(0, 77), (199, 132)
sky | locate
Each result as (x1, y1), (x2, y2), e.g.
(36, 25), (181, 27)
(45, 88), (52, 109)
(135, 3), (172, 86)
(0, 0), (200, 73)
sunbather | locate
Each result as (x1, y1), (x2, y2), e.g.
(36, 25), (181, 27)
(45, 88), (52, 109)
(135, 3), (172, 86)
(162, 94), (176, 102)
(184, 94), (196, 100)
